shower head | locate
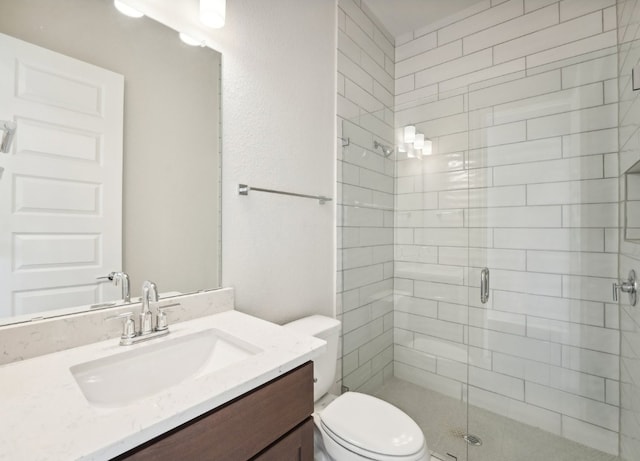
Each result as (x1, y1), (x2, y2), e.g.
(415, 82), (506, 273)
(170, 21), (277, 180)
(373, 140), (394, 157)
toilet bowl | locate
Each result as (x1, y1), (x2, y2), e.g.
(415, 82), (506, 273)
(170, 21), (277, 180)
(284, 315), (429, 461)
(316, 392), (428, 461)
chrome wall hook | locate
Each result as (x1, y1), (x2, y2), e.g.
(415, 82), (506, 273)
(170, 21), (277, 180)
(0, 120), (16, 154)
(613, 269), (638, 306)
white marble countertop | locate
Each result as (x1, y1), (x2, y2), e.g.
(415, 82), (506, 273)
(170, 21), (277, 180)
(0, 310), (325, 461)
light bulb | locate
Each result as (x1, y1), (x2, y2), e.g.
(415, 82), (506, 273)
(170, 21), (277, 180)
(114, 0), (144, 18)
(424, 139), (433, 156)
(404, 125), (416, 143)
(200, 0), (226, 28)
(414, 133), (425, 150)
(179, 32), (203, 47)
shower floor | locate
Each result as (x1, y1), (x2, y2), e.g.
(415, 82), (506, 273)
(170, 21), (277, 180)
(372, 377), (621, 461)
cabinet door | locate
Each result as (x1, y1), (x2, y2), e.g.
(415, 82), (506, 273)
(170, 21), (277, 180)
(252, 418), (313, 461)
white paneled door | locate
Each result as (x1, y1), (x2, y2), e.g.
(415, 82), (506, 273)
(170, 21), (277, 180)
(0, 33), (124, 318)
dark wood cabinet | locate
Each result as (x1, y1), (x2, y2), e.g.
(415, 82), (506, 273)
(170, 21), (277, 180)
(251, 417), (313, 461)
(113, 361), (314, 461)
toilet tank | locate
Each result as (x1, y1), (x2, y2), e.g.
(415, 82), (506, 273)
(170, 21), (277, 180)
(283, 315), (340, 402)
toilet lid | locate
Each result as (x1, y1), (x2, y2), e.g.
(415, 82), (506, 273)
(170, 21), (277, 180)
(319, 392), (425, 457)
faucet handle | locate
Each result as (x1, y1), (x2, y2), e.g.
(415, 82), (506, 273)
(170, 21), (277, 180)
(96, 272), (115, 281)
(106, 312), (136, 341)
(155, 303), (181, 331)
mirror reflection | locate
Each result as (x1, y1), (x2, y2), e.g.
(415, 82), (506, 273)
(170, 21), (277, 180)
(0, 0), (221, 324)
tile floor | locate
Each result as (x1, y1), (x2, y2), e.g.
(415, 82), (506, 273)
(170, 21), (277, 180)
(373, 377), (622, 461)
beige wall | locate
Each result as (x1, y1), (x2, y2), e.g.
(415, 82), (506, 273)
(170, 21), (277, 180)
(0, 0), (221, 297)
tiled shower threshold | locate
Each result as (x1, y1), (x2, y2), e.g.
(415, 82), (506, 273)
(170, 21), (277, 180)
(373, 377), (621, 461)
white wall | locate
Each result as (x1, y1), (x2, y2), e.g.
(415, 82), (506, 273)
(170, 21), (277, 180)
(213, 0), (337, 323)
(393, 0), (620, 455)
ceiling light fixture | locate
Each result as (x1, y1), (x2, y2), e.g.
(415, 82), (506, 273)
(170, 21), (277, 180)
(179, 32), (205, 47)
(401, 124), (432, 159)
(113, 0), (144, 18)
(403, 125), (416, 144)
(413, 133), (425, 150)
(200, 0), (226, 28)
(424, 139), (433, 156)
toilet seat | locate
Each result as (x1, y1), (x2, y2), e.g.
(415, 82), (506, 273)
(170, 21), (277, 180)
(318, 392), (427, 461)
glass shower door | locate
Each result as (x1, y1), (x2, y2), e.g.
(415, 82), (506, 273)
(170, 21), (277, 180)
(465, 55), (620, 461)
(338, 114), (396, 395)
(339, 83), (474, 461)
(391, 86), (473, 460)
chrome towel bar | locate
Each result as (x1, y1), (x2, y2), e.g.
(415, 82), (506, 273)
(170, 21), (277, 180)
(238, 184), (332, 205)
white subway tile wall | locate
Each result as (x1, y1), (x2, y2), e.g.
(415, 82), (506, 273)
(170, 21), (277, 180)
(394, 0), (620, 455)
(337, 0), (396, 393)
(618, 1), (640, 460)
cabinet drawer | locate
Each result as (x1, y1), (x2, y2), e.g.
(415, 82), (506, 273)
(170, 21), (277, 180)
(114, 361), (314, 461)
(251, 417), (313, 461)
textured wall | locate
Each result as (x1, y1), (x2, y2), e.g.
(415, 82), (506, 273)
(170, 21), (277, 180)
(393, 0), (620, 454)
(618, 0), (640, 458)
(337, 0), (396, 393)
(213, 0), (336, 324)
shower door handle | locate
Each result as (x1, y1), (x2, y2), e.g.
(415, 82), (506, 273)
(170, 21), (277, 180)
(480, 268), (490, 304)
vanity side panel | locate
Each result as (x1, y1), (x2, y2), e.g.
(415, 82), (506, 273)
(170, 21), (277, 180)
(113, 361), (313, 461)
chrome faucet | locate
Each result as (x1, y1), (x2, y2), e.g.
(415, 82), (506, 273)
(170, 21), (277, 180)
(114, 272), (131, 303)
(97, 271), (131, 303)
(107, 280), (181, 346)
(140, 280), (158, 335)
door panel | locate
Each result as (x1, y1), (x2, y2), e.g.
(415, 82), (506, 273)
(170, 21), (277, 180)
(0, 32), (124, 317)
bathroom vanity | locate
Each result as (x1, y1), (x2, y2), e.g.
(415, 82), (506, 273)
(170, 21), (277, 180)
(115, 362), (314, 460)
(0, 306), (324, 461)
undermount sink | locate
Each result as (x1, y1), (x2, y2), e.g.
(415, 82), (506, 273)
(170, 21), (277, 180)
(70, 329), (262, 407)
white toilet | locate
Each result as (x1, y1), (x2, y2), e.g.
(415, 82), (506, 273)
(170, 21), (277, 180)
(284, 315), (429, 461)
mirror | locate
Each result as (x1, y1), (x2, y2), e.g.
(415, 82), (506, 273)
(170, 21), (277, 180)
(0, 0), (221, 325)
